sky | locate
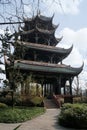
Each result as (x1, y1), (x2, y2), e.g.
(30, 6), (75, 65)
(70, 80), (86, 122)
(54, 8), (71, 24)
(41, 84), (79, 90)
(44, 0), (87, 88)
(0, 0), (87, 89)
(41, 0), (86, 66)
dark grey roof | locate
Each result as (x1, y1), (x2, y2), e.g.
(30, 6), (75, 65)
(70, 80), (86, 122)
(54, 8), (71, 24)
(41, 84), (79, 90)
(17, 41), (73, 56)
(23, 14), (58, 30)
(13, 60), (83, 76)
(36, 25), (55, 34)
(20, 26), (55, 35)
(20, 29), (62, 46)
(24, 14), (54, 22)
(38, 15), (53, 21)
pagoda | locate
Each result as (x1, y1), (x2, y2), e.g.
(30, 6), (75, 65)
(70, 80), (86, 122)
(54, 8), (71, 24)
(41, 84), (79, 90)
(6, 14), (83, 102)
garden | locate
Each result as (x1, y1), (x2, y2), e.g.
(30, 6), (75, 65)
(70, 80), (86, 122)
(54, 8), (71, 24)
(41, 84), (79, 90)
(0, 102), (45, 123)
(0, 79), (45, 123)
(58, 103), (87, 129)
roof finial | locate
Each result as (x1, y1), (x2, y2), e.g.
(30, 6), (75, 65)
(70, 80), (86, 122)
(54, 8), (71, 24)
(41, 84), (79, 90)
(37, 0), (40, 16)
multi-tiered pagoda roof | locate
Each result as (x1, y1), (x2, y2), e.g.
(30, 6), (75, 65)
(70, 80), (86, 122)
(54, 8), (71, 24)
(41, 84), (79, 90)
(6, 14), (83, 100)
(12, 14), (83, 75)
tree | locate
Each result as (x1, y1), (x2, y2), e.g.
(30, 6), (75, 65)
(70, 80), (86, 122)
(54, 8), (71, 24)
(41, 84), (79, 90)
(72, 76), (82, 96)
(0, 28), (24, 107)
(0, 0), (76, 25)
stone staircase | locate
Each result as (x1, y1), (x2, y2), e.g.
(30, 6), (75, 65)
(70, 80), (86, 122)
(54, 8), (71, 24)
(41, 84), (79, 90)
(44, 99), (58, 109)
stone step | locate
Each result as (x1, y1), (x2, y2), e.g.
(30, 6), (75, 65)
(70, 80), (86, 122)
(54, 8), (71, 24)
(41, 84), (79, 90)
(44, 99), (58, 109)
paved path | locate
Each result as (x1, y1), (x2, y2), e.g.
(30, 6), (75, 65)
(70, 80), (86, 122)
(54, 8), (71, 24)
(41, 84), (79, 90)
(0, 109), (77, 130)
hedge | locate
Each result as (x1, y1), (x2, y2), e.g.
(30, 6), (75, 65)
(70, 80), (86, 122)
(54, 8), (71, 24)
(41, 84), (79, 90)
(58, 103), (87, 129)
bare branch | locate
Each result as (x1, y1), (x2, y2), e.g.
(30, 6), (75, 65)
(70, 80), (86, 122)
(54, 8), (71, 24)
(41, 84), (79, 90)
(0, 0), (11, 4)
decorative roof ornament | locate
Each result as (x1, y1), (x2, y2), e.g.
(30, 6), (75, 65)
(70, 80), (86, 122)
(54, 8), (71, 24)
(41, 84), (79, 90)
(37, 0), (40, 16)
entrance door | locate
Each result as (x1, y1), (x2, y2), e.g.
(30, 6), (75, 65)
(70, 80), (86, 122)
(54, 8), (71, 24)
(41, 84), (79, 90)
(43, 84), (53, 99)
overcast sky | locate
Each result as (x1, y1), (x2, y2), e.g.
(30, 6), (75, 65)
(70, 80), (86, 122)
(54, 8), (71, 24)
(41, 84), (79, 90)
(47, 0), (87, 87)
(46, 0), (87, 87)
(40, 0), (86, 66)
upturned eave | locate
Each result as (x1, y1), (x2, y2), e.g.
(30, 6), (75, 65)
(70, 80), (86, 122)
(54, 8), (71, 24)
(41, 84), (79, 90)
(9, 60), (84, 76)
(17, 41), (73, 56)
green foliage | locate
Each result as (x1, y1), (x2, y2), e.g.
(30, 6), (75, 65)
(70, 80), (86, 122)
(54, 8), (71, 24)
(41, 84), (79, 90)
(29, 83), (42, 97)
(58, 103), (87, 129)
(30, 96), (43, 106)
(24, 75), (42, 97)
(0, 107), (45, 123)
(82, 97), (87, 103)
(60, 103), (72, 111)
(73, 97), (82, 103)
(0, 102), (8, 109)
(73, 96), (87, 103)
(0, 95), (44, 107)
(0, 90), (9, 97)
(0, 95), (21, 106)
(0, 96), (12, 106)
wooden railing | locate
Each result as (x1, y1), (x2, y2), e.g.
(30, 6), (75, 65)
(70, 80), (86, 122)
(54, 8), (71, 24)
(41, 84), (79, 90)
(53, 94), (74, 108)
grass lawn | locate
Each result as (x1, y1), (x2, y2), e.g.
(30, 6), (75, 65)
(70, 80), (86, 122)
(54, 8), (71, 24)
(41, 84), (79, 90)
(0, 107), (45, 123)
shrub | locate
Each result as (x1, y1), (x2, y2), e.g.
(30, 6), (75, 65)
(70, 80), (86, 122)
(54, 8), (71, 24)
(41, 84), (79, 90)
(60, 103), (72, 111)
(0, 94), (44, 107)
(58, 103), (87, 129)
(81, 96), (87, 103)
(14, 95), (33, 107)
(0, 102), (8, 109)
(73, 96), (87, 103)
(0, 95), (20, 106)
(30, 96), (44, 107)
(14, 95), (44, 107)
(73, 97), (82, 103)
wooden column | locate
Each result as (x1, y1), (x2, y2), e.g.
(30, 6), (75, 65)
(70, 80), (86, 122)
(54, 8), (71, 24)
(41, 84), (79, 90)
(48, 38), (50, 45)
(50, 84), (51, 95)
(41, 79), (45, 97)
(53, 83), (55, 94)
(64, 84), (66, 95)
(69, 78), (72, 95)
(50, 54), (55, 63)
(57, 76), (61, 95)
(42, 84), (43, 96)
(35, 33), (39, 43)
(47, 84), (48, 95)
(54, 82), (58, 95)
(44, 84), (46, 96)
(34, 51), (37, 61)
(64, 78), (73, 103)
